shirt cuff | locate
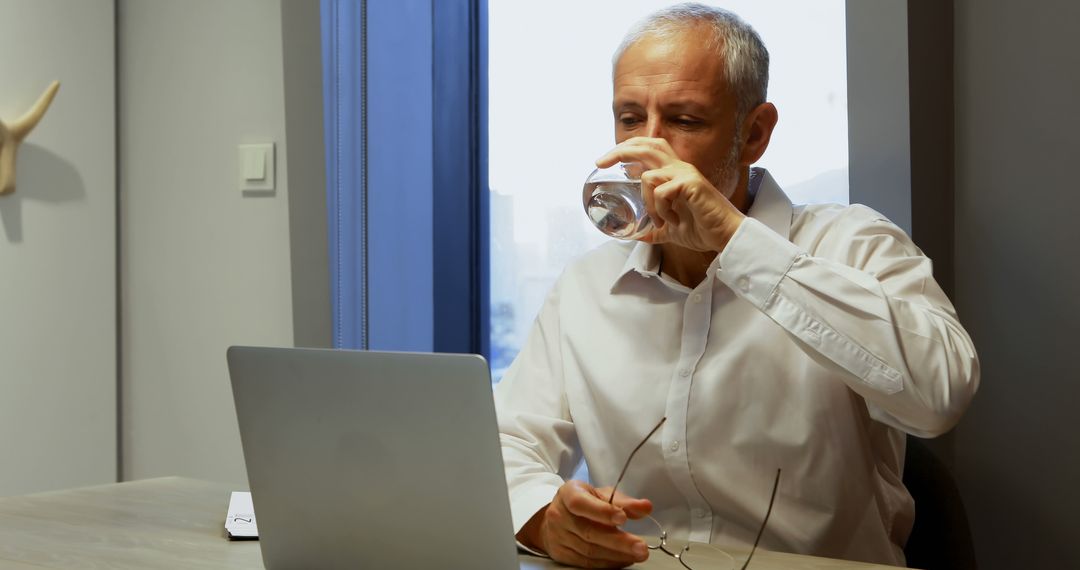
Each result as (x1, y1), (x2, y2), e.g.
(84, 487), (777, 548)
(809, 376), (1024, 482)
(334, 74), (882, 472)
(516, 540), (550, 558)
(509, 482), (561, 557)
(510, 482), (561, 535)
(716, 217), (803, 308)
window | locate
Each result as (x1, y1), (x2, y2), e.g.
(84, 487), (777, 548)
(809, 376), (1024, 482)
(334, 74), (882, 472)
(488, 0), (849, 380)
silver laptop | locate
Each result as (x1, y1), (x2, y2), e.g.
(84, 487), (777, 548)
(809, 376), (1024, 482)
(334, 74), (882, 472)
(227, 346), (528, 569)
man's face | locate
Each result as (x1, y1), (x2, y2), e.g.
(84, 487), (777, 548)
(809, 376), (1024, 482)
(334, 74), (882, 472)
(613, 27), (742, 193)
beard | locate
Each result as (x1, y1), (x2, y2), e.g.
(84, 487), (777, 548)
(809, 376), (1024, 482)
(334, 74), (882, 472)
(709, 131), (744, 200)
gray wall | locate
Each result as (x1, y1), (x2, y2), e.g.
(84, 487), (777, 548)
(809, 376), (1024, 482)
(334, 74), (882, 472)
(0, 0), (117, 496)
(0, 0), (327, 493)
(119, 0), (295, 485)
(281, 0), (332, 350)
(952, 0), (1080, 567)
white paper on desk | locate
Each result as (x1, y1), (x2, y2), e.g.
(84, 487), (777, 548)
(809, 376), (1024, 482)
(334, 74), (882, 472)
(225, 491), (259, 539)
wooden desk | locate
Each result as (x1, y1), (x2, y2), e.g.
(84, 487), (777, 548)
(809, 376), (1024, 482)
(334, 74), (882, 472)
(0, 478), (901, 569)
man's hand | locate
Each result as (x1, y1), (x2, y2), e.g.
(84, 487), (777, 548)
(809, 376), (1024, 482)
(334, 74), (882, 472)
(596, 137), (746, 252)
(517, 480), (652, 568)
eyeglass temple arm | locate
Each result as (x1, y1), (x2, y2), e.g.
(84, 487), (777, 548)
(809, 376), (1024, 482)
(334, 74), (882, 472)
(740, 468), (781, 570)
(607, 416), (667, 504)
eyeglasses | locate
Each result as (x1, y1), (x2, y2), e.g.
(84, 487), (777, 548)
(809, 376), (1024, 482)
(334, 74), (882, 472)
(607, 417), (781, 570)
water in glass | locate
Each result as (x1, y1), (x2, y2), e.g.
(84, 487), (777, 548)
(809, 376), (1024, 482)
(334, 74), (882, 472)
(582, 163), (652, 240)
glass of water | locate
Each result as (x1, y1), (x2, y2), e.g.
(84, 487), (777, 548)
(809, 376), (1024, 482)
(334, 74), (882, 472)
(582, 162), (652, 240)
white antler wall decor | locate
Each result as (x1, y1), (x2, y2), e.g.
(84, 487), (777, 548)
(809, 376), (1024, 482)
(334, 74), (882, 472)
(0, 81), (60, 196)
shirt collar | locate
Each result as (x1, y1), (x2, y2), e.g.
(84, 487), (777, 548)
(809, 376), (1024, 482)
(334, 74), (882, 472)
(748, 167), (793, 241)
(610, 166), (793, 292)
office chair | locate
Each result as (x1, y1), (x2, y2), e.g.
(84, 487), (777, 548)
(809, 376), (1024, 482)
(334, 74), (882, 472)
(902, 436), (978, 569)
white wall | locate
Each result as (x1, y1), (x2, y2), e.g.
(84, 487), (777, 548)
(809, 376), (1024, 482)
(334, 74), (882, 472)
(0, 0), (117, 496)
(119, 0), (294, 485)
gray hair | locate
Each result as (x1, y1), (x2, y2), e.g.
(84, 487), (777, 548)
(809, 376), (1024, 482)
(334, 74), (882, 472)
(613, 3), (770, 122)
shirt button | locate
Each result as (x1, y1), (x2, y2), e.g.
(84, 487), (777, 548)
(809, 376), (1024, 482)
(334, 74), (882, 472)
(670, 441), (680, 452)
(737, 276), (751, 293)
(692, 293), (703, 303)
(695, 508), (708, 519)
(680, 368), (691, 377)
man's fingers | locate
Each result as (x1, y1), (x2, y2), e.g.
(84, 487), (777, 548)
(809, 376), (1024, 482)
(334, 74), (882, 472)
(653, 179), (682, 226)
(640, 169), (670, 230)
(623, 136), (676, 156)
(544, 482), (651, 568)
(560, 524), (648, 566)
(613, 497), (653, 520)
(561, 481), (627, 526)
(642, 177), (658, 230)
(599, 137), (678, 168)
(595, 487), (654, 520)
(565, 516), (649, 558)
(595, 143), (668, 170)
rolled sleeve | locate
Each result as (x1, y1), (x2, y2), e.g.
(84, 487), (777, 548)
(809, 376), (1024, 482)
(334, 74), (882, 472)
(508, 480), (561, 537)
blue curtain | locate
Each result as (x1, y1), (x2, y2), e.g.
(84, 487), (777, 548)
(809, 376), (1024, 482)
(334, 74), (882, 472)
(321, 0), (366, 350)
(321, 0), (488, 356)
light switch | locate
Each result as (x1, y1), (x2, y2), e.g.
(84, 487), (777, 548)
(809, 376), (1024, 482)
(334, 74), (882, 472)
(243, 150), (266, 180)
(238, 143), (275, 192)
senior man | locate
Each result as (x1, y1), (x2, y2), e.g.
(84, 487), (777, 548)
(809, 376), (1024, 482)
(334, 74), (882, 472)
(494, 3), (979, 568)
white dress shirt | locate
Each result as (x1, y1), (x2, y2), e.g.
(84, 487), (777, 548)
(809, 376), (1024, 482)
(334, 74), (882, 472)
(493, 168), (979, 566)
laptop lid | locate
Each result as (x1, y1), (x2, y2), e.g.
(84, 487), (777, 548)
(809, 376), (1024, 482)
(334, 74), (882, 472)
(227, 346), (520, 570)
